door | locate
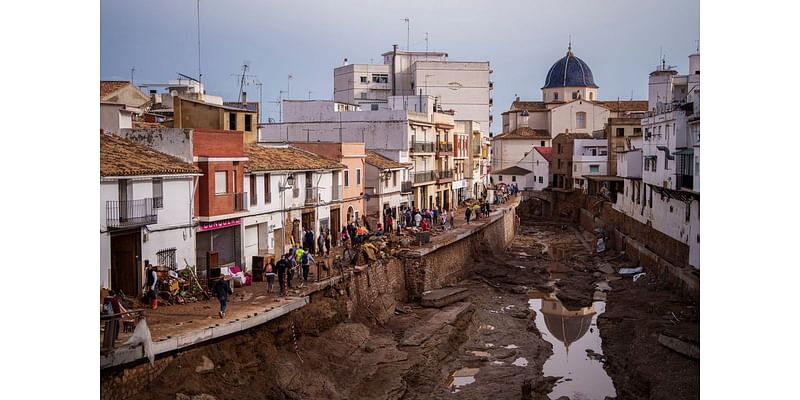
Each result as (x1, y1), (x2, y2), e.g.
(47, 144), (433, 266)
(273, 228), (284, 256)
(110, 230), (140, 296)
(330, 208), (340, 247)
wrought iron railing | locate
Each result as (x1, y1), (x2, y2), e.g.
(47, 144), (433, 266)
(411, 142), (435, 153)
(413, 171), (436, 184)
(437, 169), (454, 180)
(106, 198), (157, 228)
(305, 187), (319, 205)
(472, 144), (482, 156)
(401, 181), (413, 193)
(437, 142), (453, 153)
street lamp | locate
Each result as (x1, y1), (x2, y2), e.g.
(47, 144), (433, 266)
(279, 174), (295, 254)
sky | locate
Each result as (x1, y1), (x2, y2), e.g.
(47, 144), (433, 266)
(101, 0), (699, 133)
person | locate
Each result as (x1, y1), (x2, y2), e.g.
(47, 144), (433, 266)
(414, 211), (422, 227)
(304, 228), (315, 254)
(324, 231), (331, 256)
(286, 252), (297, 289)
(275, 255), (287, 296)
(386, 214), (394, 234)
(473, 203), (481, 221)
(420, 217), (430, 231)
(375, 223), (384, 237)
(265, 258), (276, 294)
(144, 265), (158, 310)
(103, 290), (123, 341)
(341, 226), (349, 244)
(441, 210), (447, 230)
(432, 206), (439, 222)
(300, 247), (314, 287)
(450, 210), (456, 229)
(213, 275), (233, 318)
(317, 231), (325, 256)
(465, 206), (472, 224)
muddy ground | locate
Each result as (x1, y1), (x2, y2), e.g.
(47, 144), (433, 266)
(128, 215), (699, 400)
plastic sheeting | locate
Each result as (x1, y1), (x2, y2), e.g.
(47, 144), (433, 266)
(122, 318), (154, 365)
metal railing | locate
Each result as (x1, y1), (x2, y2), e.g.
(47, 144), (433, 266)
(305, 187), (319, 205)
(401, 181), (413, 193)
(437, 169), (454, 180)
(437, 142), (453, 153)
(106, 198), (157, 228)
(100, 309), (145, 354)
(411, 141), (435, 153)
(677, 174), (694, 190)
(234, 192), (248, 211)
(413, 171), (436, 184)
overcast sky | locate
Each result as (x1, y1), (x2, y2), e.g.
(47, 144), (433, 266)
(101, 0), (699, 133)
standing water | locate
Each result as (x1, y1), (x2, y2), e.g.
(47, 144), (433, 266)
(528, 291), (616, 399)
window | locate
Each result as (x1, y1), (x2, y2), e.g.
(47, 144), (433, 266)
(229, 113), (237, 130)
(558, 159), (563, 169)
(574, 164), (577, 172)
(576, 112), (586, 129)
(392, 171), (397, 186)
(538, 176), (543, 183)
(360, 92), (367, 99)
(541, 141), (545, 146)
(356, 168), (361, 185)
(512, 175), (517, 182)
(245, 114), (252, 132)
(372, 74), (388, 83)
(499, 175), (503, 181)
(156, 248), (177, 270)
(554, 92), (559, 101)
(371, 104), (379, 111)
(557, 143), (563, 154)
(215, 171), (227, 194)
(649, 186), (653, 208)
(152, 178), (163, 208)
(344, 170), (350, 186)
(572, 91), (578, 100)
(633, 127), (642, 135)
(616, 127), (625, 137)
(589, 92), (594, 100)
(250, 175), (257, 205)
(264, 174), (271, 204)
(360, 76), (367, 83)
(644, 128), (651, 140)
(590, 165), (600, 173)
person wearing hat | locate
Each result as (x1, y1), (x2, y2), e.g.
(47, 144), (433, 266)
(213, 275), (233, 319)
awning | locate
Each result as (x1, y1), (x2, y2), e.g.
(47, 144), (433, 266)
(674, 148), (694, 156)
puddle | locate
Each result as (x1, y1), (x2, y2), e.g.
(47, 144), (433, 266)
(528, 291), (617, 399)
(448, 367), (479, 393)
(503, 344), (519, 349)
(512, 357), (528, 367)
(478, 324), (496, 332)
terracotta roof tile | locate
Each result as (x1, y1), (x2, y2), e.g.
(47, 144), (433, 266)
(534, 146), (553, 162)
(100, 133), (200, 177)
(100, 81), (131, 98)
(365, 151), (409, 170)
(494, 127), (551, 140)
(511, 101), (548, 111)
(596, 100), (649, 112)
(492, 165), (531, 175)
(244, 145), (345, 172)
(132, 120), (168, 129)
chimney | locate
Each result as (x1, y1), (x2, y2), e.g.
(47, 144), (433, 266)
(242, 91), (247, 103)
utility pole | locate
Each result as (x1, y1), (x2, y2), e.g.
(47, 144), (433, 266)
(130, 66), (135, 84)
(254, 80), (263, 123)
(197, 0), (202, 83)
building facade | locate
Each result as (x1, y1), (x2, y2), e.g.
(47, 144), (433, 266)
(364, 151), (412, 230)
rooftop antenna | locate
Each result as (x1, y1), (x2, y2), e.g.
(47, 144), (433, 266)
(425, 32), (429, 56)
(695, 39), (700, 52)
(232, 63), (254, 103)
(308, 91), (312, 100)
(130, 66), (135, 84)
(287, 74), (293, 100)
(254, 79), (263, 123)
(196, 0), (202, 83)
(403, 18), (410, 51)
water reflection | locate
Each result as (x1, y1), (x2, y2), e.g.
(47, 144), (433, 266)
(529, 292), (616, 400)
(448, 367), (479, 393)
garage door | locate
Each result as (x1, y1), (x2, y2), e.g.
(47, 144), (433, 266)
(244, 225), (259, 269)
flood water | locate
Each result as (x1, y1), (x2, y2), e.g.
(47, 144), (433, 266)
(529, 291), (617, 400)
(448, 367), (479, 393)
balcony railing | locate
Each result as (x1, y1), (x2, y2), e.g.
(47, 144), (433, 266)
(677, 174), (694, 190)
(305, 187), (319, 205)
(413, 171), (436, 184)
(106, 198), (157, 229)
(401, 181), (413, 193)
(234, 192), (248, 212)
(332, 184), (343, 200)
(472, 144), (482, 156)
(411, 141), (435, 153)
(437, 169), (454, 181)
(437, 142), (453, 153)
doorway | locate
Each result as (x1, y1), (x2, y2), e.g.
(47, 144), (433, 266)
(110, 230), (141, 297)
(330, 207), (340, 246)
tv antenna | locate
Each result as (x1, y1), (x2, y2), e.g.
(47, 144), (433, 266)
(231, 63), (256, 103)
(130, 66), (135, 84)
(196, 0), (202, 83)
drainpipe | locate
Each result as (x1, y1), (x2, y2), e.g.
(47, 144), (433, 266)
(392, 44), (398, 97)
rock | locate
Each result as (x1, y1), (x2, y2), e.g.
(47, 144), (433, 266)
(598, 264), (615, 275)
(511, 285), (528, 294)
(195, 355), (214, 373)
(595, 281), (612, 292)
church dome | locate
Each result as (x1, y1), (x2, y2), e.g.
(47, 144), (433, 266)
(543, 46), (598, 89)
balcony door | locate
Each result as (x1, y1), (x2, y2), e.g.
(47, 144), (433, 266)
(118, 179), (129, 223)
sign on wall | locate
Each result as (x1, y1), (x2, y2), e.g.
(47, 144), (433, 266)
(198, 218), (241, 232)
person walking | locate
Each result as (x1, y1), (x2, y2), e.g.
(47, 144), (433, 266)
(287, 252), (297, 290)
(300, 247), (314, 287)
(465, 206), (472, 224)
(275, 255), (287, 296)
(214, 275), (233, 318)
(304, 228), (315, 254)
(325, 231), (331, 256)
(265, 258), (276, 294)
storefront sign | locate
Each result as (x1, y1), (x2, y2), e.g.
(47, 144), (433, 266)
(198, 218), (240, 232)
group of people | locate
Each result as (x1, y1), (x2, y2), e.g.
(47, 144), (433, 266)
(390, 205), (457, 233)
(464, 200), (492, 224)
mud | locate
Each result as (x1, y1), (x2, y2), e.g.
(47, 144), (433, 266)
(126, 204), (698, 400)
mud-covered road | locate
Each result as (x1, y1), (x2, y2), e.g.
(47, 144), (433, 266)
(130, 216), (698, 400)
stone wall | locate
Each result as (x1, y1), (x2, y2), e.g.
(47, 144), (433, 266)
(100, 356), (175, 400)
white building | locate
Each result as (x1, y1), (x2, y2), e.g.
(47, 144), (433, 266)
(364, 151), (412, 229)
(260, 96), (457, 212)
(572, 139), (608, 191)
(494, 45), (648, 171)
(614, 51), (700, 269)
(243, 144), (346, 260)
(100, 133), (202, 294)
(518, 146), (552, 191)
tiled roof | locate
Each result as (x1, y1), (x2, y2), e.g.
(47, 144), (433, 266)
(511, 101), (549, 111)
(552, 132), (593, 142)
(244, 145), (345, 172)
(494, 127), (551, 140)
(596, 100), (648, 112)
(100, 133), (200, 177)
(492, 165), (531, 176)
(132, 120), (168, 129)
(100, 81), (131, 98)
(365, 151), (409, 170)
(534, 146), (553, 162)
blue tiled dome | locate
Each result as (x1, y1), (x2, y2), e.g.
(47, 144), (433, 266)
(543, 48), (598, 89)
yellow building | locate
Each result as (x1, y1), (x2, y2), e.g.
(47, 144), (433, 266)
(170, 97), (260, 144)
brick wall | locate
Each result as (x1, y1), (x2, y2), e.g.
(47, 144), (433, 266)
(100, 356), (174, 400)
(196, 161), (245, 217)
(193, 129), (244, 157)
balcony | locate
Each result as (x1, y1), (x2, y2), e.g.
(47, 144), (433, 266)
(412, 171), (436, 184)
(234, 192), (248, 212)
(436, 169), (454, 183)
(401, 180), (413, 193)
(106, 198), (157, 229)
(305, 187), (319, 205)
(411, 141), (435, 153)
(332, 184), (343, 201)
(677, 174), (694, 190)
(436, 142), (453, 156)
(472, 144), (482, 157)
